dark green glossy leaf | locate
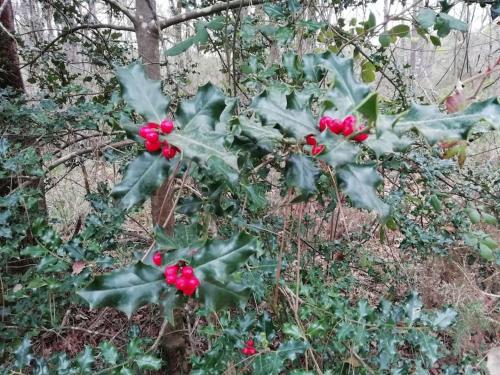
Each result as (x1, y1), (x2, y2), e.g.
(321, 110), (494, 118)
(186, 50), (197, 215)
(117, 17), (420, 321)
(285, 154), (319, 197)
(252, 340), (309, 375)
(365, 131), (411, 158)
(317, 132), (359, 167)
(234, 117), (283, 149)
(393, 97), (500, 144)
(252, 88), (317, 139)
(78, 263), (165, 318)
(111, 152), (171, 210)
(337, 164), (390, 219)
(175, 83), (229, 131)
(166, 26), (209, 56)
(430, 35), (441, 46)
(116, 63), (170, 123)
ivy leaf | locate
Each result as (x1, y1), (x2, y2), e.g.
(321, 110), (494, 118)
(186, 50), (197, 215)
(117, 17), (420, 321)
(393, 97), (500, 144)
(285, 154), (319, 198)
(115, 63), (170, 123)
(252, 340), (309, 375)
(111, 152), (172, 210)
(175, 83), (228, 131)
(77, 263), (166, 318)
(252, 88), (317, 139)
(135, 355), (162, 370)
(432, 308), (457, 329)
(337, 164), (390, 219)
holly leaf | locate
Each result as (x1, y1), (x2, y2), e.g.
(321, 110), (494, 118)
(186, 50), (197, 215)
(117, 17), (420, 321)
(164, 233), (259, 311)
(99, 341), (119, 365)
(77, 263), (166, 318)
(252, 340), (309, 375)
(167, 126), (238, 171)
(116, 63), (170, 123)
(175, 83), (229, 131)
(135, 355), (162, 370)
(252, 88), (317, 139)
(111, 152), (172, 210)
(285, 154), (319, 198)
(76, 346), (94, 374)
(318, 132), (360, 167)
(393, 97), (500, 144)
(14, 337), (33, 369)
(432, 307), (457, 329)
(405, 291), (423, 323)
(337, 164), (390, 219)
(365, 130), (412, 158)
(233, 117), (283, 150)
(318, 52), (377, 122)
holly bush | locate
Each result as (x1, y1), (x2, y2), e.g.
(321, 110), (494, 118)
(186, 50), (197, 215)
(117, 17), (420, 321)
(1, 1), (499, 373)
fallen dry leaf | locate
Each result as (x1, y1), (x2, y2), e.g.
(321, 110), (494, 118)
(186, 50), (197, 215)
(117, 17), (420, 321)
(72, 261), (86, 275)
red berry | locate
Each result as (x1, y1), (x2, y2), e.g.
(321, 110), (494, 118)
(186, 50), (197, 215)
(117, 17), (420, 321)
(152, 252), (162, 266)
(328, 119), (344, 134)
(165, 274), (177, 285)
(182, 284), (197, 296)
(354, 126), (369, 142)
(145, 139), (161, 152)
(146, 122), (159, 129)
(242, 347), (250, 355)
(175, 277), (187, 291)
(139, 127), (155, 138)
(246, 339), (254, 347)
(247, 347), (257, 355)
(145, 131), (159, 142)
(181, 266), (194, 279)
(163, 145), (178, 160)
(319, 116), (330, 132)
(160, 119), (174, 134)
(311, 144), (325, 156)
(186, 277), (200, 288)
(342, 115), (356, 137)
(164, 265), (179, 276)
(305, 135), (317, 146)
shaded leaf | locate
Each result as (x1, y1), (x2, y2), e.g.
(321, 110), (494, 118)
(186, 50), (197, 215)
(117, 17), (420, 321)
(135, 355), (162, 370)
(405, 291), (423, 323)
(99, 341), (118, 365)
(337, 164), (390, 219)
(285, 154), (319, 197)
(252, 340), (309, 375)
(111, 152), (172, 210)
(432, 308), (457, 329)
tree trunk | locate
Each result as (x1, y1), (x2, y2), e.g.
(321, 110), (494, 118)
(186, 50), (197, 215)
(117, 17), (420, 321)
(0, 0), (25, 90)
(134, 1), (184, 372)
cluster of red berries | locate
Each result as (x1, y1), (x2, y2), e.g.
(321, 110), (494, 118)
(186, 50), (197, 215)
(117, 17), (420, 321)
(152, 252), (200, 296)
(241, 339), (257, 356)
(165, 264), (200, 296)
(138, 119), (180, 159)
(305, 114), (369, 155)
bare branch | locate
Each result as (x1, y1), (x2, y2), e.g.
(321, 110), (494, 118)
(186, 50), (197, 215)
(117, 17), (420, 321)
(21, 23), (135, 69)
(159, 0), (266, 30)
(47, 140), (134, 171)
(100, 0), (137, 24)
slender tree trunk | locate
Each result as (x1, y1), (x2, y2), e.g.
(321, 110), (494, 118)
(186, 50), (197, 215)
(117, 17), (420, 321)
(134, 1), (185, 372)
